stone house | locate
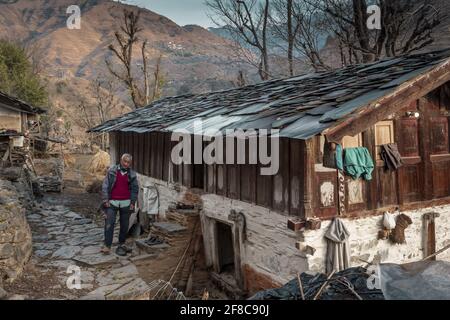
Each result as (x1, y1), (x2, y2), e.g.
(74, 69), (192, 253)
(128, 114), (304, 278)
(91, 49), (450, 296)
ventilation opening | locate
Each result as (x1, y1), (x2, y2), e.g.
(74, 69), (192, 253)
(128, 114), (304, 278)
(216, 222), (235, 275)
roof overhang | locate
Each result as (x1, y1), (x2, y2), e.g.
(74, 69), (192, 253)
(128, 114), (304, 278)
(323, 58), (450, 143)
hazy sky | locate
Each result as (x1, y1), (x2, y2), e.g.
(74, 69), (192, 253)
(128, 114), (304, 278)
(119, 0), (215, 28)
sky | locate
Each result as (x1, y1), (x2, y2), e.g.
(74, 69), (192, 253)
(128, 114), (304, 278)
(118, 0), (216, 28)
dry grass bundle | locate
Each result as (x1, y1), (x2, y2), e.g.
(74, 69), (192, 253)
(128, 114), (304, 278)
(63, 153), (76, 168)
(87, 150), (110, 175)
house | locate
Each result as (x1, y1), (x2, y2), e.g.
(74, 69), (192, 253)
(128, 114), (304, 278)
(91, 49), (450, 295)
(0, 90), (45, 135)
(0, 90), (46, 165)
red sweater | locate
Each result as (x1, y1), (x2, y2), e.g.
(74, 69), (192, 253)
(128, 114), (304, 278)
(110, 170), (131, 200)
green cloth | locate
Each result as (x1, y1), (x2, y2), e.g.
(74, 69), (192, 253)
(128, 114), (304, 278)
(336, 144), (344, 171)
(110, 200), (131, 208)
(343, 147), (374, 181)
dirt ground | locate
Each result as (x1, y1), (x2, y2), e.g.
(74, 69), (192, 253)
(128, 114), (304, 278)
(4, 153), (230, 300)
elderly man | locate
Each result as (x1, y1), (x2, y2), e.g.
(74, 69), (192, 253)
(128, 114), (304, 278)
(101, 154), (139, 256)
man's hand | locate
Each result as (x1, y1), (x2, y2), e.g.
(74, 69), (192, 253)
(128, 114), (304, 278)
(103, 200), (110, 208)
(130, 203), (135, 211)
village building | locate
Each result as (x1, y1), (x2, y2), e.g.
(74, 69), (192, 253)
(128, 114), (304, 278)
(91, 49), (450, 296)
(0, 91), (46, 166)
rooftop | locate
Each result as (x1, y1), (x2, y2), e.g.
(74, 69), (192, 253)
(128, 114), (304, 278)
(0, 91), (46, 115)
(91, 49), (450, 140)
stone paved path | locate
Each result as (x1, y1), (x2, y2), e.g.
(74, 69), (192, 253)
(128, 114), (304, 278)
(26, 201), (152, 300)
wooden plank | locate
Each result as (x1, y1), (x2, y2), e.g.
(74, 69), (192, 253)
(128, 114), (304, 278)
(362, 127), (377, 210)
(156, 132), (164, 180)
(418, 98), (434, 201)
(302, 139), (315, 218)
(289, 139), (303, 217)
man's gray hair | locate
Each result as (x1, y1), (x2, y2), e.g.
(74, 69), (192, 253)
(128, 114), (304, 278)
(121, 153), (133, 161)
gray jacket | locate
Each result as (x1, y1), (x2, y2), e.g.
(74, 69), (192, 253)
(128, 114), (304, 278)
(102, 164), (139, 205)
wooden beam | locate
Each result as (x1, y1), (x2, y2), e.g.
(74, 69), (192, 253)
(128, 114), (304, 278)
(325, 60), (450, 143)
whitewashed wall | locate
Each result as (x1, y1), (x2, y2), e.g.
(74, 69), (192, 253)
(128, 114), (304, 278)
(302, 205), (450, 273)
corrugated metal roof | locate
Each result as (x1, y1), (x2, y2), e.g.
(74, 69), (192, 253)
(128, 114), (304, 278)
(90, 49), (450, 139)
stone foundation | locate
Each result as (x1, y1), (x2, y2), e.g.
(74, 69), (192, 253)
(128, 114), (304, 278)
(0, 179), (33, 282)
(136, 174), (450, 292)
(302, 205), (450, 273)
(136, 174), (308, 289)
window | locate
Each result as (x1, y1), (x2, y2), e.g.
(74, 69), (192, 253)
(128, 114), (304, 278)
(342, 133), (362, 149)
(375, 121), (395, 161)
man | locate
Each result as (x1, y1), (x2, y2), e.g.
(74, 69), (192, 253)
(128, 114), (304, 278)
(101, 154), (139, 256)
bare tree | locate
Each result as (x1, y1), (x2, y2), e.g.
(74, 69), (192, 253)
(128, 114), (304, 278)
(206, 0), (272, 80)
(71, 77), (125, 149)
(308, 0), (441, 64)
(106, 9), (164, 108)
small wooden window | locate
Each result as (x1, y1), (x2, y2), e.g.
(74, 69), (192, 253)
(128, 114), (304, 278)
(342, 134), (362, 149)
(375, 120), (395, 161)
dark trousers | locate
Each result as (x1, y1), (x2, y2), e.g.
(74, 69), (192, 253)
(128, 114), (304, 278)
(104, 205), (130, 248)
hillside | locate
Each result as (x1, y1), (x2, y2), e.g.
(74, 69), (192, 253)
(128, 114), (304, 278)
(0, 0), (258, 143)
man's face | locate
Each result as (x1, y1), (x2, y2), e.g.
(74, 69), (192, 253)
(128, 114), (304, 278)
(121, 158), (131, 169)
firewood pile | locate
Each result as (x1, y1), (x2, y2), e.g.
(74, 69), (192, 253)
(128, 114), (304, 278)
(0, 141), (29, 167)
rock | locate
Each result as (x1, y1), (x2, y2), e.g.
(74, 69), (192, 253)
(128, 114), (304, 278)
(8, 294), (27, 300)
(35, 250), (52, 258)
(64, 212), (83, 219)
(72, 253), (118, 267)
(27, 214), (43, 220)
(0, 287), (7, 299)
(83, 283), (123, 299)
(79, 293), (106, 300)
(38, 260), (74, 270)
(153, 222), (187, 234)
(69, 219), (92, 226)
(80, 246), (102, 256)
(96, 264), (139, 287)
(106, 278), (150, 300)
(52, 246), (82, 259)
(0, 167), (22, 181)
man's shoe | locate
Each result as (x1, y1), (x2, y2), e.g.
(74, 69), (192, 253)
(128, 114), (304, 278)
(121, 245), (133, 253)
(115, 245), (127, 256)
(101, 246), (111, 255)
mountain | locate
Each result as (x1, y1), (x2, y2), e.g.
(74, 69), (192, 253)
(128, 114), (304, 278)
(0, 0), (258, 141)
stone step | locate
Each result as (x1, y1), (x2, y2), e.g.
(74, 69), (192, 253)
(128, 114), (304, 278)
(152, 222), (187, 234)
(135, 239), (170, 254)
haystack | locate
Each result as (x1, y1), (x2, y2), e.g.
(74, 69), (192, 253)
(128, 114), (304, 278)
(88, 150), (110, 175)
(63, 153), (76, 168)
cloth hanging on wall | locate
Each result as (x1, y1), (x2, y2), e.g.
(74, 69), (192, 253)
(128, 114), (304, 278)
(380, 143), (403, 171)
(140, 184), (159, 215)
(325, 218), (351, 274)
(343, 147), (374, 180)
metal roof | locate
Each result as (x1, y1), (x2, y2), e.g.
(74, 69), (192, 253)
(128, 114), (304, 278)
(90, 49), (450, 140)
(0, 91), (46, 115)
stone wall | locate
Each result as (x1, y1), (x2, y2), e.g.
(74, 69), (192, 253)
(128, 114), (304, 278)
(302, 205), (450, 273)
(137, 174), (450, 293)
(136, 174), (307, 293)
(0, 178), (32, 282)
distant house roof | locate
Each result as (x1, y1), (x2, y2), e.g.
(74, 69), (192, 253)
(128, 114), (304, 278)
(0, 91), (46, 115)
(90, 49), (450, 140)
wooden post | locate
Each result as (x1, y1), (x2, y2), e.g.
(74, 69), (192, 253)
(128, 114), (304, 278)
(418, 98), (433, 201)
(302, 139), (315, 218)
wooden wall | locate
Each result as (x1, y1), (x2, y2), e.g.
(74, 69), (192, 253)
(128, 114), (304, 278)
(312, 83), (450, 219)
(114, 131), (307, 218)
